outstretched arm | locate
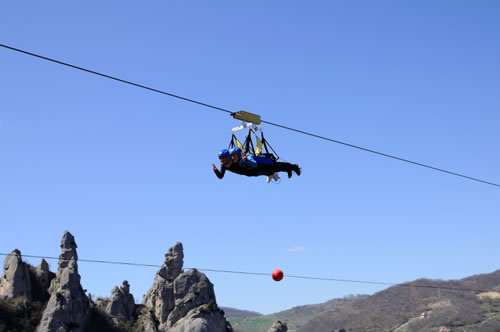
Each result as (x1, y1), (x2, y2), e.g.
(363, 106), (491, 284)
(212, 164), (225, 179)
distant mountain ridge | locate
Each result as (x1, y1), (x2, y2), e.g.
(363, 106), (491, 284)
(228, 269), (500, 332)
(299, 270), (500, 332)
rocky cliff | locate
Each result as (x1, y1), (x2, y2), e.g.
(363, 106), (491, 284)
(0, 231), (233, 332)
(0, 249), (32, 300)
(37, 231), (90, 332)
(140, 242), (232, 332)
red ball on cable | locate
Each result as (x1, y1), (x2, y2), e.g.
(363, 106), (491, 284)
(272, 269), (284, 282)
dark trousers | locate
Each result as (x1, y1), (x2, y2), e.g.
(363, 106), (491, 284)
(256, 162), (294, 176)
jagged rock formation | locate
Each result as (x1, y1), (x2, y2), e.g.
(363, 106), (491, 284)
(0, 249), (32, 300)
(168, 303), (233, 332)
(106, 280), (136, 322)
(37, 231), (90, 332)
(34, 259), (51, 290)
(142, 242), (232, 332)
(268, 320), (287, 332)
(30, 258), (56, 302)
(142, 242), (184, 328)
(167, 269), (232, 332)
(166, 269), (217, 326)
(0, 234), (233, 332)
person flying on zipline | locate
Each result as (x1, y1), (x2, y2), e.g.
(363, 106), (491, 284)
(214, 110), (301, 182)
(213, 148), (301, 181)
(215, 147), (300, 182)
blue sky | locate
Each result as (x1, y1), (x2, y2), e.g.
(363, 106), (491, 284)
(1, 1), (499, 314)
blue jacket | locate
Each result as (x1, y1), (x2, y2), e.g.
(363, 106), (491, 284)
(239, 154), (274, 169)
(239, 153), (258, 168)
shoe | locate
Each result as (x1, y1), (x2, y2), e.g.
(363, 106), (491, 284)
(266, 175), (272, 183)
(272, 173), (280, 182)
(293, 164), (301, 176)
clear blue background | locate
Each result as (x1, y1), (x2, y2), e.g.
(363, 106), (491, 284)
(1, 1), (499, 314)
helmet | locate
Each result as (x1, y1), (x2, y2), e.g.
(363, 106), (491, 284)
(230, 147), (242, 156)
(218, 149), (230, 158)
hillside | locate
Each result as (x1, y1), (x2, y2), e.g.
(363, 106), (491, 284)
(298, 270), (500, 332)
(222, 307), (262, 318)
(229, 296), (367, 332)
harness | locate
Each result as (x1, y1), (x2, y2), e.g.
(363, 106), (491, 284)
(228, 129), (280, 162)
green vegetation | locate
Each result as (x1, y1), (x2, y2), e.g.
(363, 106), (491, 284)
(0, 297), (45, 332)
(229, 317), (244, 325)
(480, 296), (500, 320)
(229, 317), (274, 332)
(84, 306), (121, 332)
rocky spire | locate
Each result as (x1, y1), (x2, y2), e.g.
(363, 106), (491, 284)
(268, 320), (288, 332)
(159, 242), (184, 281)
(106, 280), (136, 322)
(142, 242), (184, 328)
(0, 249), (31, 300)
(142, 242), (233, 332)
(37, 231), (89, 332)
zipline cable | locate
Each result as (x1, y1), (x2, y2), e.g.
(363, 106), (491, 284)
(0, 44), (232, 115)
(1, 43), (499, 188)
(260, 119), (500, 188)
(0, 252), (491, 293)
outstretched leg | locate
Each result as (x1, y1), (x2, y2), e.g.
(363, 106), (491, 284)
(273, 162), (301, 178)
(255, 162), (301, 179)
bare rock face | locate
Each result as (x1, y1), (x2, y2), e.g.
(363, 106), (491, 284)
(142, 242), (232, 332)
(0, 249), (32, 300)
(166, 269), (216, 327)
(168, 301), (233, 332)
(106, 280), (136, 322)
(162, 242), (184, 280)
(142, 242), (184, 329)
(30, 258), (56, 303)
(34, 259), (51, 290)
(268, 320), (288, 332)
(37, 231), (90, 332)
